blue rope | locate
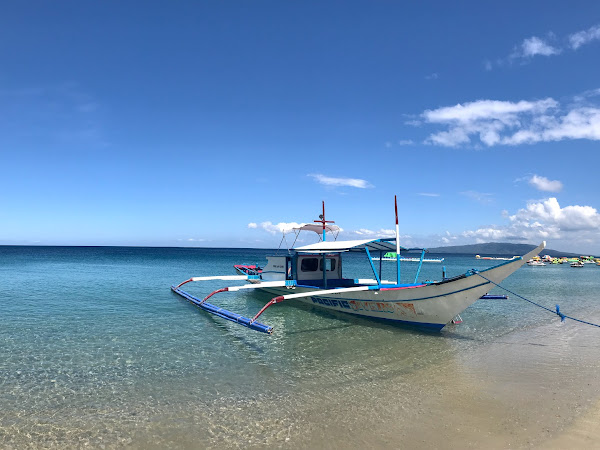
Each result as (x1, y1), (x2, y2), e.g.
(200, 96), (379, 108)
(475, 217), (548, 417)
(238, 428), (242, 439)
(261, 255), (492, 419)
(472, 270), (600, 328)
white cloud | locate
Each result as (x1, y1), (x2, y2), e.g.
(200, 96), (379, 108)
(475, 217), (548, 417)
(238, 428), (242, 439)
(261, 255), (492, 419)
(251, 221), (305, 235)
(460, 198), (600, 247)
(425, 73), (439, 80)
(424, 98), (557, 124)
(487, 24), (600, 69)
(511, 198), (600, 232)
(397, 139), (414, 146)
(569, 24), (600, 49)
(417, 192), (440, 197)
(441, 231), (458, 244)
(308, 173), (373, 188)
(516, 36), (560, 58)
(528, 175), (563, 193)
(421, 94), (600, 147)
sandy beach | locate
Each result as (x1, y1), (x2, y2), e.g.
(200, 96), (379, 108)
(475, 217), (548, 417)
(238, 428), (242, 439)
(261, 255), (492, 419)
(230, 319), (600, 450)
(301, 321), (600, 450)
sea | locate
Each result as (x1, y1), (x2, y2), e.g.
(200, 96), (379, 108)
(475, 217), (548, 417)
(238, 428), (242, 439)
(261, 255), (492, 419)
(1, 246), (599, 449)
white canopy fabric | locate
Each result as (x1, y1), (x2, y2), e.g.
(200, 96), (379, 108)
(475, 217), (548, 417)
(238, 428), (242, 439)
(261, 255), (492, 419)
(294, 238), (407, 253)
(288, 223), (341, 234)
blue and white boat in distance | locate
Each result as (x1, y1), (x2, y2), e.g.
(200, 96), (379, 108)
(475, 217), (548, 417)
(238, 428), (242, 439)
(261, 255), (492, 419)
(171, 201), (545, 334)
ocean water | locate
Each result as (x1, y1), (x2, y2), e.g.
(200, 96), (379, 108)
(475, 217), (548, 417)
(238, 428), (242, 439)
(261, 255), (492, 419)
(1, 246), (599, 448)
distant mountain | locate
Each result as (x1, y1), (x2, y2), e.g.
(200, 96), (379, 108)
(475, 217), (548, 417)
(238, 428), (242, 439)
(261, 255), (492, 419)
(426, 242), (581, 257)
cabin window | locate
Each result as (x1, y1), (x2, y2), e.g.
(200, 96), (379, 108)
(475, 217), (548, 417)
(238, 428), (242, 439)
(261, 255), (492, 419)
(300, 258), (319, 272)
(320, 258), (336, 272)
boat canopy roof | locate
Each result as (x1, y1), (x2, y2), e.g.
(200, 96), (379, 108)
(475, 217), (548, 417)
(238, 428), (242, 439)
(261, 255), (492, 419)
(288, 223), (341, 234)
(294, 238), (409, 254)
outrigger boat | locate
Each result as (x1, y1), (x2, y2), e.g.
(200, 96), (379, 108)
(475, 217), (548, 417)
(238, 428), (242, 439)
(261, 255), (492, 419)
(171, 199), (545, 334)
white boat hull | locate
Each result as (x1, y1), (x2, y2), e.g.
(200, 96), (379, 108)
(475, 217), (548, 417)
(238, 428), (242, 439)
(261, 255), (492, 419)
(175, 241), (544, 334)
(250, 251), (534, 330)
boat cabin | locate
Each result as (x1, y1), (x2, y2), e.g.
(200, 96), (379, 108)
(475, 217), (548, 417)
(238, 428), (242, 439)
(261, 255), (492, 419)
(261, 254), (342, 286)
(261, 238), (431, 288)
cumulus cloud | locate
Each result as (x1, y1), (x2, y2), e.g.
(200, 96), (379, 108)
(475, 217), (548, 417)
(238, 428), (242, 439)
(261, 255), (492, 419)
(512, 198), (600, 232)
(528, 175), (563, 192)
(569, 24), (600, 49)
(514, 36), (560, 58)
(249, 221), (305, 235)
(461, 198), (600, 245)
(308, 173), (373, 188)
(421, 94), (600, 147)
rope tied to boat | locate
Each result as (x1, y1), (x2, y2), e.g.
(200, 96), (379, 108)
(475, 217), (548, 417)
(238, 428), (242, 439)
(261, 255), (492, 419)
(472, 270), (600, 328)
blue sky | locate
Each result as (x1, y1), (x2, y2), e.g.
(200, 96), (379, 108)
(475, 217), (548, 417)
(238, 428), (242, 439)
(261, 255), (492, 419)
(1, 1), (600, 253)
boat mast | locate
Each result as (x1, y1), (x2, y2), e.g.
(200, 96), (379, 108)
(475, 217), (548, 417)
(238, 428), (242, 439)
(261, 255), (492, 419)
(314, 200), (334, 242)
(395, 195), (401, 285)
(314, 201), (335, 288)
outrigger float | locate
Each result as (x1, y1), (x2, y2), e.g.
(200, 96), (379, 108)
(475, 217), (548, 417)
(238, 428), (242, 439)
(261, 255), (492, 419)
(171, 198), (545, 334)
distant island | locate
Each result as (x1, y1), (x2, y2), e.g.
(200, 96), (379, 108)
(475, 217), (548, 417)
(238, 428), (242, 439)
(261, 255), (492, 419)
(426, 242), (581, 257)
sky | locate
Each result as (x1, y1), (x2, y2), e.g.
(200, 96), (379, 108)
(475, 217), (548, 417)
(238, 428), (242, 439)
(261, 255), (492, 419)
(1, 1), (600, 253)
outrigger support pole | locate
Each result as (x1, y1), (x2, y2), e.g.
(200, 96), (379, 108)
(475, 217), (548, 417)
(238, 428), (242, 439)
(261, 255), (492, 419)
(250, 285), (373, 324)
(176, 275), (250, 289)
(414, 249), (426, 284)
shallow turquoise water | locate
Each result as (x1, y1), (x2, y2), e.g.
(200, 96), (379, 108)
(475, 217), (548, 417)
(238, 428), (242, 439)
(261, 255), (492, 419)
(1, 246), (598, 448)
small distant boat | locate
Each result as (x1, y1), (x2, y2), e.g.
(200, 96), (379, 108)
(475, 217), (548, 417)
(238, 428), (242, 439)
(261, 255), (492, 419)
(571, 261), (585, 268)
(476, 255), (519, 261)
(527, 260), (546, 266)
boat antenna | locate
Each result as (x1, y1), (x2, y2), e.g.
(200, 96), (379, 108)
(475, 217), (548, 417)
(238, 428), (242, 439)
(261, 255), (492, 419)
(314, 200), (335, 242)
(395, 195), (401, 284)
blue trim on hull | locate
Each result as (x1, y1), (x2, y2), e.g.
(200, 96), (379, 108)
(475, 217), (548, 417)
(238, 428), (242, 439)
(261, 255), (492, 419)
(331, 310), (446, 331)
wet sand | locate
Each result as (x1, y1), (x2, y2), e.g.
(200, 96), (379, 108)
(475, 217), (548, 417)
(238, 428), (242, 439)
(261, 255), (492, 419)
(269, 319), (600, 450)
(543, 398), (600, 449)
